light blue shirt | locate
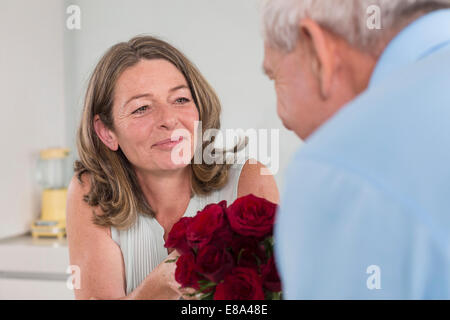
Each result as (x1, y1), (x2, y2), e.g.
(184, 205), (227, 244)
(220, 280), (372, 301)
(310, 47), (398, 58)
(275, 9), (450, 299)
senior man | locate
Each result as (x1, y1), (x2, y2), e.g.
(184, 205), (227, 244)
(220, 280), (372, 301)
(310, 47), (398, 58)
(262, 0), (450, 299)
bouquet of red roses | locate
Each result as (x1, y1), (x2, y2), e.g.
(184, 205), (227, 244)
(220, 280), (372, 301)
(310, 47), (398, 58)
(165, 193), (282, 300)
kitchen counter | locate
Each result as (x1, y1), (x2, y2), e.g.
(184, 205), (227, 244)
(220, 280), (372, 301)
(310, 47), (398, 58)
(0, 233), (74, 299)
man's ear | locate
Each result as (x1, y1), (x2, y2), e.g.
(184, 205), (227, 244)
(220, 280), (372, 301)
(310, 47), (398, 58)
(93, 115), (119, 151)
(299, 18), (337, 99)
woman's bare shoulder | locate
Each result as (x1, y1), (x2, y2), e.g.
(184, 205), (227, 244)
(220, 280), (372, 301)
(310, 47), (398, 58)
(68, 171), (91, 197)
(66, 172), (110, 234)
(237, 158), (280, 204)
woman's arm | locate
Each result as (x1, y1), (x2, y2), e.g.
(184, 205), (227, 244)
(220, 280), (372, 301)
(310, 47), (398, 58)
(66, 173), (181, 300)
(66, 174), (126, 299)
(126, 250), (185, 300)
(237, 159), (280, 204)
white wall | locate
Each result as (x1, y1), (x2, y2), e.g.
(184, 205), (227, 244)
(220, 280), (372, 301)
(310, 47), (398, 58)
(65, 0), (302, 193)
(0, 0), (66, 239)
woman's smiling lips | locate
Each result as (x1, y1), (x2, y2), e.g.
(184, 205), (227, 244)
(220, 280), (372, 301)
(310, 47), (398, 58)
(152, 136), (184, 150)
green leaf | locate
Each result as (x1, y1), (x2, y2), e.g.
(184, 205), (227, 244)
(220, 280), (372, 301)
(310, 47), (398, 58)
(200, 291), (214, 300)
(199, 281), (216, 292)
(253, 252), (262, 267)
(237, 248), (245, 264)
(265, 236), (274, 251)
(197, 279), (209, 285)
(272, 291), (282, 300)
(165, 256), (179, 264)
(261, 237), (274, 259)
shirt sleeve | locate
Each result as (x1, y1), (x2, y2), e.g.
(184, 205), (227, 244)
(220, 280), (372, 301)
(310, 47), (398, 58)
(275, 156), (450, 299)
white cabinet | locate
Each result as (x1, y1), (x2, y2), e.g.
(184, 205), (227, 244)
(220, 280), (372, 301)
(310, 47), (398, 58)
(0, 278), (73, 300)
(0, 234), (74, 300)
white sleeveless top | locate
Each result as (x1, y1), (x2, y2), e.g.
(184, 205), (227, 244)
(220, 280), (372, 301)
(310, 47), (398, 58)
(110, 156), (249, 294)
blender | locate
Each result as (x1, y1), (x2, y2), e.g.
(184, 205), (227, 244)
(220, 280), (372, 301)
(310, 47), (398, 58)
(31, 148), (70, 239)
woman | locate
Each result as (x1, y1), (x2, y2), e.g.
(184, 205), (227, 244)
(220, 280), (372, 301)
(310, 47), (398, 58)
(66, 35), (279, 300)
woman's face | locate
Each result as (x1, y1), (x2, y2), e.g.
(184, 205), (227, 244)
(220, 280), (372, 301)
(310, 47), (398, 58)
(110, 59), (200, 173)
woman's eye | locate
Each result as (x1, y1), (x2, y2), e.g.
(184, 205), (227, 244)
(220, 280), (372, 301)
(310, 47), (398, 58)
(132, 105), (149, 114)
(175, 97), (190, 104)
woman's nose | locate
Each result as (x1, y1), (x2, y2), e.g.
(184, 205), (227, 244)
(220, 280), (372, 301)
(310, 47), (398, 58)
(157, 105), (179, 130)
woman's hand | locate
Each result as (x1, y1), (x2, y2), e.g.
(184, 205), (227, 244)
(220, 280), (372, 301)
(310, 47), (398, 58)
(168, 279), (200, 300)
(164, 250), (200, 300)
(117, 249), (197, 300)
(125, 249), (182, 300)
(142, 249), (200, 300)
(89, 250), (200, 300)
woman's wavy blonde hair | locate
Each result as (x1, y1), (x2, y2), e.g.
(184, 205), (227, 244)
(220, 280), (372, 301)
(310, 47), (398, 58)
(74, 35), (245, 230)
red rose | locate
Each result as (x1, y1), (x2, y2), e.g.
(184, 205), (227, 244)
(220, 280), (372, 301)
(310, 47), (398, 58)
(186, 200), (232, 249)
(174, 251), (203, 290)
(214, 267), (265, 300)
(226, 194), (277, 238)
(165, 217), (193, 255)
(261, 256), (281, 292)
(196, 245), (234, 283)
(237, 248), (262, 269)
(231, 236), (266, 268)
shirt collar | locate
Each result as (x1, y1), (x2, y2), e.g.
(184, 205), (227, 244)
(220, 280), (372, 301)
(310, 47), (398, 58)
(369, 9), (450, 87)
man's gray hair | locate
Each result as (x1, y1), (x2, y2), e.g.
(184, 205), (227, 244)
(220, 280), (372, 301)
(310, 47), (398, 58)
(262, 0), (450, 53)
